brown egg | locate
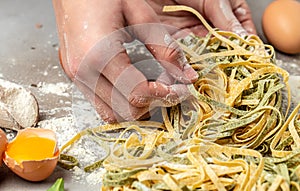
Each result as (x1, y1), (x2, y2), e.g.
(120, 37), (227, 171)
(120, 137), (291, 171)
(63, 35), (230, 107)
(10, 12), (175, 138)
(0, 129), (8, 166)
(3, 128), (59, 181)
(262, 0), (300, 54)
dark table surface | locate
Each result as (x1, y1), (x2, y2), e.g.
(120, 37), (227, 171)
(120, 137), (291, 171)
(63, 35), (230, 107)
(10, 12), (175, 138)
(0, 0), (299, 190)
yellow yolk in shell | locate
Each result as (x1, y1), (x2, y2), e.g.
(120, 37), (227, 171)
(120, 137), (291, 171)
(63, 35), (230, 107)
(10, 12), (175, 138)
(6, 137), (56, 163)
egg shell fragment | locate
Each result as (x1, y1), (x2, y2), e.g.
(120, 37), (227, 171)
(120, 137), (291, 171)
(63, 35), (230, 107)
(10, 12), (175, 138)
(0, 129), (8, 166)
(3, 128), (59, 182)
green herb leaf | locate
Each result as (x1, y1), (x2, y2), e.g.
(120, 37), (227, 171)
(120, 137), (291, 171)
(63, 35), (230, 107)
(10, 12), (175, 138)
(47, 178), (64, 191)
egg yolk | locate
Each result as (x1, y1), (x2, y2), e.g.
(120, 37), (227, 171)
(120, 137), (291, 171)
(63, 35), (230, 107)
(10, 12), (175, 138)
(6, 137), (56, 163)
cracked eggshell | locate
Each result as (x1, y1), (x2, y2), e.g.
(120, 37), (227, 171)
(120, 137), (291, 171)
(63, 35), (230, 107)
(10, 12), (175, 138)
(0, 129), (8, 166)
(3, 128), (59, 181)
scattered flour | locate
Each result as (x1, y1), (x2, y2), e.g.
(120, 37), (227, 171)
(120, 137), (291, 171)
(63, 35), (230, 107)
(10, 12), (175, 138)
(38, 108), (106, 185)
(85, 168), (106, 185)
(36, 84), (106, 185)
(276, 59), (300, 75)
(289, 76), (300, 103)
(38, 115), (76, 147)
(39, 107), (72, 116)
(72, 166), (85, 181)
(37, 82), (71, 97)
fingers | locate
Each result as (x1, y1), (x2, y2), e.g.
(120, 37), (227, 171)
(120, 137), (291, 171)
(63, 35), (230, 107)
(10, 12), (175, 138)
(171, 25), (208, 39)
(55, 0), (199, 123)
(130, 81), (192, 108)
(156, 70), (174, 85)
(75, 66), (152, 122)
(230, 0), (257, 34)
(76, 52), (149, 121)
(74, 80), (121, 123)
(92, 49), (192, 108)
(78, 46), (192, 120)
(93, 74), (151, 121)
(174, 0), (256, 36)
(208, 0), (247, 36)
(122, 0), (198, 84)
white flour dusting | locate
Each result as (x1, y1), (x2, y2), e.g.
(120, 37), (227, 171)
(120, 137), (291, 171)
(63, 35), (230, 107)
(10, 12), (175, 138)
(235, 7), (246, 16)
(38, 115), (76, 147)
(39, 107), (72, 116)
(289, 76), (300, 103)
(0, 78), (39, 128)
(36, 84), (106, 185)
(38, 112), (107, 185)
(85, 168), (106, 185)
(37, 82), (71, 97)
(276, 59), (300, 75)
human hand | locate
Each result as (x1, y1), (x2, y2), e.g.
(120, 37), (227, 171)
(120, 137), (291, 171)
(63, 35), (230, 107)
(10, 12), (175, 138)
(147, 0), (256, 37)
(52, 0), (198, 123)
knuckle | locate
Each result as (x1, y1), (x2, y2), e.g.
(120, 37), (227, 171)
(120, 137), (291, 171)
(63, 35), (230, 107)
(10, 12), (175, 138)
(161, 41), (182, 63)
(96, 107), (118, 123)
(128, 94), (149, 107)
(101, 115), (117, 123)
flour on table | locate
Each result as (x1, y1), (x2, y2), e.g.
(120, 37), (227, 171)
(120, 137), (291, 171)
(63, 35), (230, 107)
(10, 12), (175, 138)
(289, 76), (300, 103)
(37, 82), (71, 97)
(276, 59), (300, 75)
(36, 84), (106, 185)
(38, 115), (76, 147)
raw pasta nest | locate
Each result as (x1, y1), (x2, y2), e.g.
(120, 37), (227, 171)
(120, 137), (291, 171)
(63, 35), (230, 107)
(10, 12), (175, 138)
(59, 6), (300, 191)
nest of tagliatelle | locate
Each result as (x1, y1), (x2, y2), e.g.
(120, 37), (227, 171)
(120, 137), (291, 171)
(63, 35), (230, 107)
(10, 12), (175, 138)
(58, 5), (300, 191)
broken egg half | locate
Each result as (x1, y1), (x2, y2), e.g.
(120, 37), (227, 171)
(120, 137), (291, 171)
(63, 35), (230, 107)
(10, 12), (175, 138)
(3, 128), (59, 181)
(0, 129), (8, 166)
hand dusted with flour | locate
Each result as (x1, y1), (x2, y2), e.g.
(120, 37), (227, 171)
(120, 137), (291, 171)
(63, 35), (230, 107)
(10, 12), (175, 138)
(52, 0), (255, 123)
(148, 0), (256, 36)
(53, 0), (198, 123)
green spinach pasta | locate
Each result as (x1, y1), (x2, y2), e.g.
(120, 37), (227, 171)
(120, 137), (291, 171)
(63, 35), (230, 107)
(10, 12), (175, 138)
(58, 5), (300, 191)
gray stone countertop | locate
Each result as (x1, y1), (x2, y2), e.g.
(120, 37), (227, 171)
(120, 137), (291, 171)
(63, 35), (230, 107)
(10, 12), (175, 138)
(0, 0), (299, 191)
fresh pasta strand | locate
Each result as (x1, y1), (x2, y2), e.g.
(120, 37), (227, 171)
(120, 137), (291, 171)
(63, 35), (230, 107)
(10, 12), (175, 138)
(57, 5), (300, 191)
